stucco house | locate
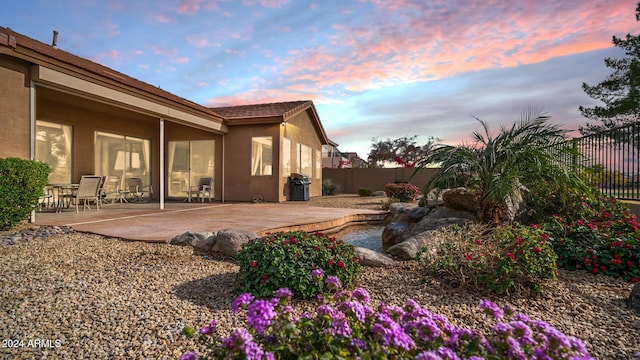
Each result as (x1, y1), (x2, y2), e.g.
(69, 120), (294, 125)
(0, 26), (328, 205)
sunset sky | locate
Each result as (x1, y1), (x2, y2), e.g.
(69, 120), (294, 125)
(2, 0), (638, 158)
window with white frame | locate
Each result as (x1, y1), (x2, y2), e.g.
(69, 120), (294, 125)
(251, 137), (273, 176)
(297, 143), (312, 176)
(282, 138), (291, 177)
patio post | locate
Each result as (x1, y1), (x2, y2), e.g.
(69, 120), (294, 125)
(160, 118), (165, 210)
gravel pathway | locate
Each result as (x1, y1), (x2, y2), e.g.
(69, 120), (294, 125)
(0, 195), (639, 359)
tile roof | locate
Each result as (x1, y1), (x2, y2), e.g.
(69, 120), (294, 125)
(210, 100), (313, 120)
(211, 100), (329, 144)
(0, 26), (223, 120)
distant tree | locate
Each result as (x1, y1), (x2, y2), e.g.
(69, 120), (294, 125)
(367, 135), (437, 168)
(579, 2), (640, 135)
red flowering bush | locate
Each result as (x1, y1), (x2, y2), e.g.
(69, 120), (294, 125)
(419, 223), (557, 295)
(544, 196), (640, 283)
(384, 182), (421, 202)
(236, 231), (360, 298)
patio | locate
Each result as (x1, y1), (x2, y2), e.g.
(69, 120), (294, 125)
(33, 201), (388, 242)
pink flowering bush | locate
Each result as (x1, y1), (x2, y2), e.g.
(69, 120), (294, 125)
(385, 182), (421, 202)
(181, 271), (593, 359)
(236, 231), (360, 298)
(420, 223), (557, 295)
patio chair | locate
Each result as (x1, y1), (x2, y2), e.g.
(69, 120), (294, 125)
(100, 176), (123, 204)
(37, 186), (54, 211)
(127, 177), (153, 202)
(189, 176), (213, 202)
(72, 175), (103, 213)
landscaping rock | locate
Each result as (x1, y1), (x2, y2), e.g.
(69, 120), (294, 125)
(629, 283), (640, 312)
(442, 187), (479, 213)
(211, 228), (259, 257)
(169, 231), (216, 255)
(371, 190), (386, 197)
(353, 246), (395, 267)
(381, 221), (409, 248)
(406, 206), (431, 223)
(386, 234), (429, 260)
(382, 206), (478, 247)
(389, 202), (415, 216)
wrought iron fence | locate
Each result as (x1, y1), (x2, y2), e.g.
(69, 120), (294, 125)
(562, 122), (639, 201)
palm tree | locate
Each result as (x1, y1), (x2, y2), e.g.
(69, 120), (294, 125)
(415, 108), (585, 225)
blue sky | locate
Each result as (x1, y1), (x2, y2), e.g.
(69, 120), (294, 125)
(2, 0), (637, 158)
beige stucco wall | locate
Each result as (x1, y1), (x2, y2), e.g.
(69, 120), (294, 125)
(224, 123), (280, 202)
(0, 55), (31, 159)
(280, 110), (323, 201)
(223, 108), (324, 203)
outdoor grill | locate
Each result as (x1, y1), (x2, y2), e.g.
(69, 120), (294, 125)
(289, 173), (311, 201)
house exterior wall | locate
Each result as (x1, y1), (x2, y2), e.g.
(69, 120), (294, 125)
(280, 110), (323, 201)
(0, 55), (31, 159)
(223, 109), (324, 203)
(224, 123), (281, 202)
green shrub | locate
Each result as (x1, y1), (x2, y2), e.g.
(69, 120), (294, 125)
(544, 195), (640, 283)
(381, 197), (400, 210)
(384, 182), (420, 202)
(0, 158), (50, 230)
(419, 223), (557, 295)
(322, 179), (339, 196)
(357, 187), (372, 197)
(236, 231), (360, 298)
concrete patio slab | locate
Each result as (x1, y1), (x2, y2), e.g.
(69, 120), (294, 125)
(33, 202), (387, 242)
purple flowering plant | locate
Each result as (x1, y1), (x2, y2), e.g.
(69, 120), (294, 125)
(181, 270), (593, 359)
(235, 230), (361, 298)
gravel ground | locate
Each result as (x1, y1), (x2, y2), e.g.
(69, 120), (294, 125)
(1, 195), (639, 359)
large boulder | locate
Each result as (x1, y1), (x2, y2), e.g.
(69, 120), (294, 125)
(381, 221), (409, 248)
(353, 246), (395, 267)
(212, 228), (259, 257)
(170, 231), (216, 255)
(442, 187), (479, 213)
(385, 230), (449, 260)
(383, 206), (478, 246)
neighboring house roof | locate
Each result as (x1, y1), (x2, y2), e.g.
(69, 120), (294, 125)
(211, 100), (330, 144)
(0, 26), (224, 123)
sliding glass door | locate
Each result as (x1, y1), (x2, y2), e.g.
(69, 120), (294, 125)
(94, 132), (151, 191)
(167, 140), (215, 198)
(35, 120), (73, 184)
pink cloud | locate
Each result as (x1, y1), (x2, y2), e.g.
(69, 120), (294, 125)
(153, 14), (172, 23)
(186, 34), (213, 48)
(206, 88), (319, 107)
(178, 0), (204, 14)
(271, 0), (637, 96)
(246, 0), (290, 8)
(147, 44), (190, 64)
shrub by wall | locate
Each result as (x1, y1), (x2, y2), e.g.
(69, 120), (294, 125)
(384, 182), (420, 202)
(0, 157), (50, 230)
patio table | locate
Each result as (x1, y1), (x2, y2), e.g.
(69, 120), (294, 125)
(48, 183), (79, 212)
